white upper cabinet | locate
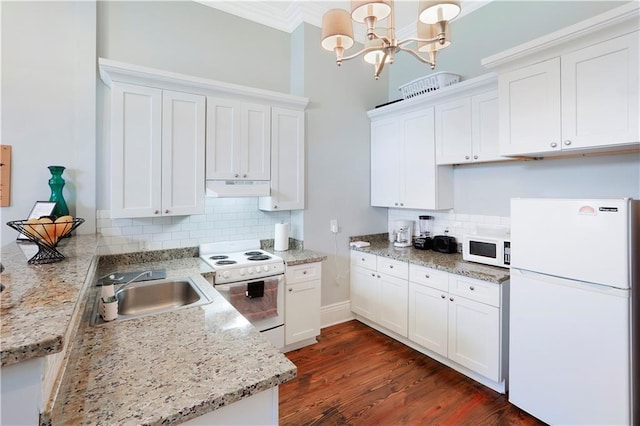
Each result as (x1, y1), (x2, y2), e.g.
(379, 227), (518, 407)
(436, 84), (506, 165)
(370, 107), (453, 210)
(259, 107), (305, 211)
(100, 58), (308, 204)
(206, 99), (271, 181)
(561, 33), (639, 150)
(498, 58), (562, 156)
(109, 82), (205, 218)
(483, 3), (639, 157)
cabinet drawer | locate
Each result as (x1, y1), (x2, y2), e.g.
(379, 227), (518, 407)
(286, 262), (321, 284)
(448, 274), (500, 307)
(377, 257), (408, 280)
(409, 264), (448, 292)
(350, 251), (377, 271)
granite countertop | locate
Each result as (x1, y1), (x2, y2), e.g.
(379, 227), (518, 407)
(276, 248), (327, 266)
(48, 257), (297, 425)
(0, 235), (99, 366)
(351, 239), (510, 284)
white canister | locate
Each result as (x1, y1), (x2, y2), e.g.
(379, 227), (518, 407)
(274, 223), (289, 251)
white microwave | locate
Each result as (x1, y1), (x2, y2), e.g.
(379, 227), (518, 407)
(462, 233), (511, 268)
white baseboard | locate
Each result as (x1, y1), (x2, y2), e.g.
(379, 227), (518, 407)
(320, 301), (354, 329)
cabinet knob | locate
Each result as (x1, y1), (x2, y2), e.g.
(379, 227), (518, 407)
(470, 286), (475, 291)
(465, 155), (470, 160)
(389, 265), (393, 269)
(303, 271), (307, 275)
(400, 203), (404, 207)
(243, 174), (247, 178)
(371, 273), (375, 277)
(288, 288), (293, 292)
(395, 202), (399, 206)
(377, 274), (380, 278)
(165, 209), (169, 214)
(441, 294), (446, 299)
(425, 274), (430, 279)
(273, 205), (278, 209)
(449, 297), (454, 302)
(154, 210), (160, 215)
(550, 142), (558, 148)
(563, 140), (572, 146)
(235, 174), (239, 178)
(473, 155), (478, 160)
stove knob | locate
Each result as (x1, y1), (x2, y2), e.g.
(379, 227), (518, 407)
(247, 267), (254, 274)
(222, 271), (231, 279)
(263, 265), (269, 272)
(239, 268), (246, 276)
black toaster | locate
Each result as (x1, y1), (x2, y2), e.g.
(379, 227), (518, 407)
(432, 235), (457, 254)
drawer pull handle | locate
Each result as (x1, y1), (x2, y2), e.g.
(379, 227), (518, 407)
(470, 286), (475, 291)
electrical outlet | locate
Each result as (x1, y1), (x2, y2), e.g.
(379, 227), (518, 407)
(330, 219), (338, 233)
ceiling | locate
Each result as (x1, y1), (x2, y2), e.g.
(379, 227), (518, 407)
(194, 0), (492, 42)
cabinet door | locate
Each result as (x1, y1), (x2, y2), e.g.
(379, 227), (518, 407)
(241, 103), (271, 180)
(408, 282), (448, 357)
(259, 107), (304, 211)
(350, 266), (380, 322)
(370, 118), (401, 208)
(471, 90), (505, 163)
(403, 107), (443, 209)
(205, 98), (240, 180)
(111, 83), (163, 218)
(379, 273), (408, 337)
(161, 90), (205, 216)
(436, 98), (472, 164)
(448, 295), (500, 381)
(285, 280), (321, 344)
(561, 32), (639, 150)
(498, 57), (561, 156)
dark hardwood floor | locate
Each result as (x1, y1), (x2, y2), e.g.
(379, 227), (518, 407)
(280, 320), (545, 425)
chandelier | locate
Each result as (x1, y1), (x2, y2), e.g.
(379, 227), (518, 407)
(321, 0), (461, 79)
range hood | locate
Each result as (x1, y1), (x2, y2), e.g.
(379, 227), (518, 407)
(205, 180), (270, 197)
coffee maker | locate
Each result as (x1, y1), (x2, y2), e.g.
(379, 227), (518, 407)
(413, 215), (433, 250)
(393, 220), (413, 248)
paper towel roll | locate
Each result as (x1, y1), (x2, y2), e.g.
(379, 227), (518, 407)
(274, 223), (289, 251)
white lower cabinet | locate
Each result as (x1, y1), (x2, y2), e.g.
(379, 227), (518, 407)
(350, 252), (409, 338)
(284, 262), (321, 348)
(351, 250), (508, 392)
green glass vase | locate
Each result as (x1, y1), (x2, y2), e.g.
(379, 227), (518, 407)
(48, 165), (69, 217)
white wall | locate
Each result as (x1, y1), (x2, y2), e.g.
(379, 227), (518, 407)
(1, 1), (96, 248)
(292, 23), (389, 306)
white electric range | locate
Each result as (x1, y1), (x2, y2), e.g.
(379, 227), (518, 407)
(199, 240), (285, 349)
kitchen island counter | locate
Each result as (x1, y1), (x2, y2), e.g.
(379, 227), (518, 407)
(351, 239), (509, 284)
(47, 256), (296, 425)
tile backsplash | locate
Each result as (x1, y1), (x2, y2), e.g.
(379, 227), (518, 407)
(97, 198), (290, 255)
(388, 209), (510, 243)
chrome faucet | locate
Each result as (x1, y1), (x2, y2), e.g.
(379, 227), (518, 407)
(114, 270), (153, 293)
(99, 270), (153, 294)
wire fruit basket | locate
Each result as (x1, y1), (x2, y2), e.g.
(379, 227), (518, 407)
(399, 72), (461, 100)
(6, 217), (85, 264)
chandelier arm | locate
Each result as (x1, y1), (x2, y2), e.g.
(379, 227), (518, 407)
(397, 36), (440, 47)
(374, 51), (389, 79)
(397, 46), (435, 67)
(341, 45), (388, 62)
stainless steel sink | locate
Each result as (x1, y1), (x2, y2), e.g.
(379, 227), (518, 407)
(90, 277), (212, 326)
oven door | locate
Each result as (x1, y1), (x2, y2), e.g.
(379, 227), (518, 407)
(215, 275), (284, 333)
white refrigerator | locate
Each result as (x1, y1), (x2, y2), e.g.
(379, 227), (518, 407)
(509, 198), (638, 425)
